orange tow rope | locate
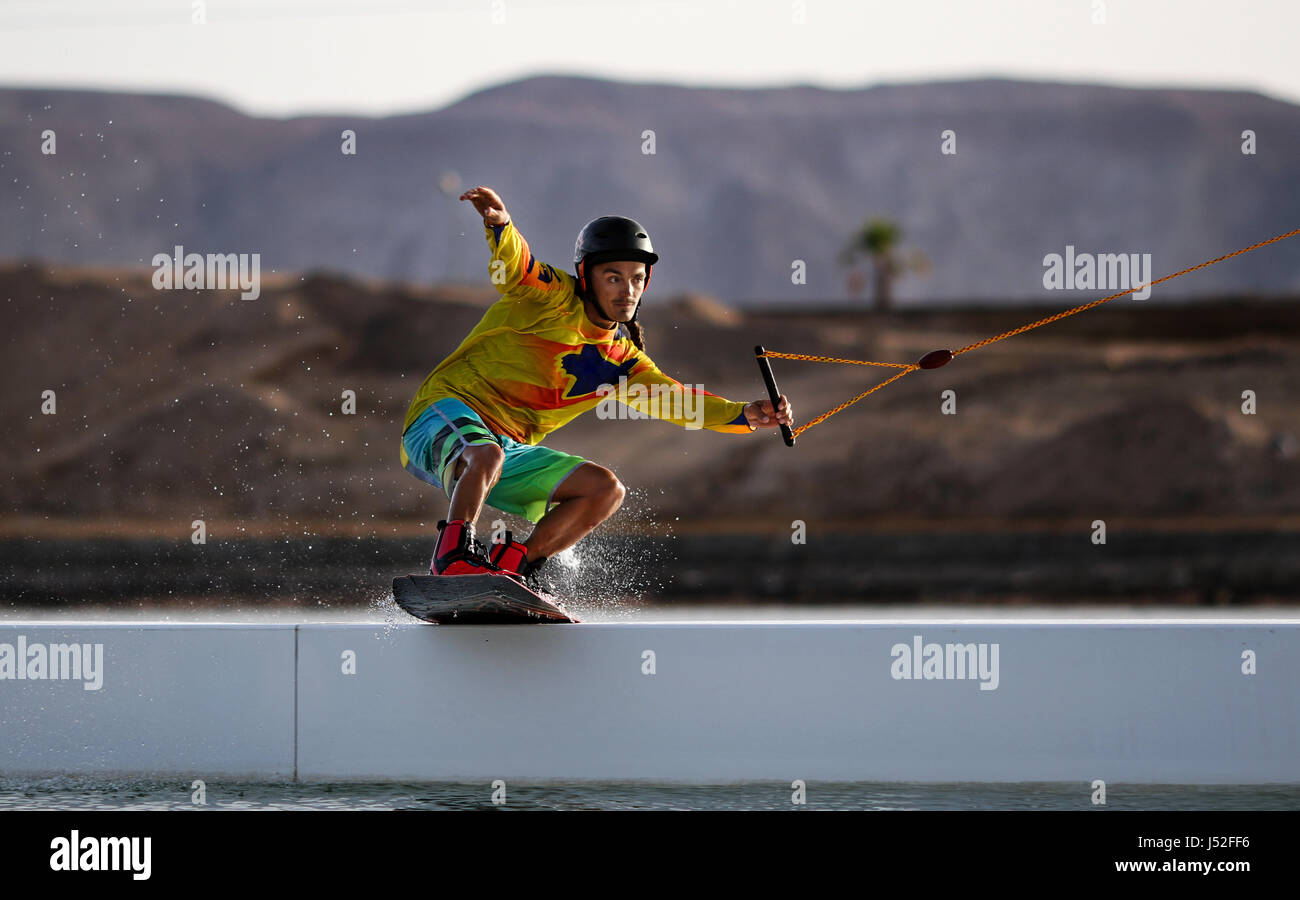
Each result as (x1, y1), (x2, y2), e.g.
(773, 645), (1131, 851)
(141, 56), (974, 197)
(761, 227), (1300, 438)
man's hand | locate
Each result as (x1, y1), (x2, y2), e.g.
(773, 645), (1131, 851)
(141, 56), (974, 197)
(459, 185), (510, 227)
(744, 395), (794, 429)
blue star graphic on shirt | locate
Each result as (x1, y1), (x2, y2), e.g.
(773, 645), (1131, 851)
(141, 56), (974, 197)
(560, 344), (638, 398)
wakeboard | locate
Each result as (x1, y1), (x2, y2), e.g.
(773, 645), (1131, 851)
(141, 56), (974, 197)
(392, 573), (579, 624)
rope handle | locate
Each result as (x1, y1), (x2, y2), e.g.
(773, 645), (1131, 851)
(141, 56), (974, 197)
(754, 346), (795, 446)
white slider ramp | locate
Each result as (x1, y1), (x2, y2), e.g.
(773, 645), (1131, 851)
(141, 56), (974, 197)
(294, 622), (1299, 783)
(2, 621), (1293, 783)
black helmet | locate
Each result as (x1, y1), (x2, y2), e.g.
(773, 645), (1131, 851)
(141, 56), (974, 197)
(573, 216), (658, 297)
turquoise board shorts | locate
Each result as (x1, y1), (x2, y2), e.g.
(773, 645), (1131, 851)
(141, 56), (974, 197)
(401, 397), (589, 524)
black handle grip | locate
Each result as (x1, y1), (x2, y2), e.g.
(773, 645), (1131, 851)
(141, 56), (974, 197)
(754, 345), (795, 447)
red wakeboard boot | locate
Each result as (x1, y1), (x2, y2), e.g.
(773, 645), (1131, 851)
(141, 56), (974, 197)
(430, 519), (499, 576)
(488, 531), (547, 587)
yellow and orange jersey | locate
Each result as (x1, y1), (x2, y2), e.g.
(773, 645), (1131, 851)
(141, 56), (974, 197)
(401, 220), (753, 461)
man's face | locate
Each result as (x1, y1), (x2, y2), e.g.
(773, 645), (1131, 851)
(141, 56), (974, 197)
(588, 260), (646, 324)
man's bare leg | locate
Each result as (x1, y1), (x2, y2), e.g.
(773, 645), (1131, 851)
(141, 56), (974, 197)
(446, 443), (504, 525)
(523, 463), (625, 562)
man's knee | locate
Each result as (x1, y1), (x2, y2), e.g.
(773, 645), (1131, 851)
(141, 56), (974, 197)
(453, 442), (504, 481)
(591, 465), (626, 510)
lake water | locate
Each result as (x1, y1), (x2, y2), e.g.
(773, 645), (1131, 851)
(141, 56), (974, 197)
(2, 776), (1296, 811)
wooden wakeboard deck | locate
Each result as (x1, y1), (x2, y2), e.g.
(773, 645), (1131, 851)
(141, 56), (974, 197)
(392, 574), (579, 624)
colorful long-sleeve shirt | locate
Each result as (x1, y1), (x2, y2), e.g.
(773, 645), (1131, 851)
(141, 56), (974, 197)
(400, 220), (754, 459)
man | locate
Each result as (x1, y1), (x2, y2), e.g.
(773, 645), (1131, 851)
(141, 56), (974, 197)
(399, 185), (794, 587)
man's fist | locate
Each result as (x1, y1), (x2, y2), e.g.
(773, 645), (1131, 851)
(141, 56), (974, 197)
(744, 395), (794, 429)
(460, 185), (510, 227)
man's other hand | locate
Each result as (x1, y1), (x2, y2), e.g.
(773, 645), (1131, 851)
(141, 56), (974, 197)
(460, 185), (510, 227)
(744, 395), (794, 429)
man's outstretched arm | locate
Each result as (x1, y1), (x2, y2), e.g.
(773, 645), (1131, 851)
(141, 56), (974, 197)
(619, 365), (794, 434)
(459, 184), (571, 297)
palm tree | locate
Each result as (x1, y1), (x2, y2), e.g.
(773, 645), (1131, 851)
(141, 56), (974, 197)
(839, 217), (929, 312)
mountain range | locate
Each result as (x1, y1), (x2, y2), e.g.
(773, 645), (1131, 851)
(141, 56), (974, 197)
(2, 75), (1298, 306)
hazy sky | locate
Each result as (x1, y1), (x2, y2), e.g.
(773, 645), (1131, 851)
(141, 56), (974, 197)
(1, 0), (1297, 117)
